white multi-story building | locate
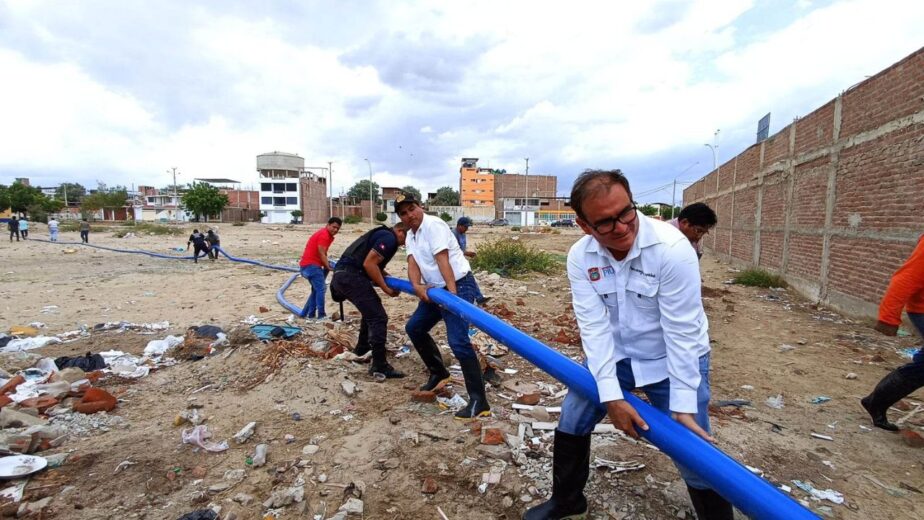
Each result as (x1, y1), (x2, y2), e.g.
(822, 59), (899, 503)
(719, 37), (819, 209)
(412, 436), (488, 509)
(257, 152), (305, 224)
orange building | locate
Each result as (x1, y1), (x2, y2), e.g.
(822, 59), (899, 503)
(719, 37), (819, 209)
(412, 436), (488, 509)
(459, 158), (495, 207)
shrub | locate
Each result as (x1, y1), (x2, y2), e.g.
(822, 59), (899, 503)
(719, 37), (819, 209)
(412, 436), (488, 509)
(112, 222), (183, 237)
(376, 212), (387, 222)
(439, 212), (452, 222)
(510, 226), (521, 231)
(232, 222), (245, 227)
(343, 215), (363, 224)
(733, 268), (787, 288)
(470, 238), (559, 277)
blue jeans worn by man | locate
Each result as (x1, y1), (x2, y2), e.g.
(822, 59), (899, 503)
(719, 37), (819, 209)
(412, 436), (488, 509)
(300, 264), (328, 319)
(406, 273), (479, 363)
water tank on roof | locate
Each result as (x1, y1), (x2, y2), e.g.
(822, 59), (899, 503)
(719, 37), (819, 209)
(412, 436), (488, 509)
(257, 152), (304, 171)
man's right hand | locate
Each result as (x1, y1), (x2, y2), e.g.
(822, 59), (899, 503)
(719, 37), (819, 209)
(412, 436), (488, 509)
(605, 400), (649, 439)
(874, 320), (900, 336)
(414, 284), (430, 303)
(383, 287), (400, 298)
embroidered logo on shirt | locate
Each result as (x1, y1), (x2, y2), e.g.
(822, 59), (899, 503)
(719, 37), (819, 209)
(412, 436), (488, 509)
(588, 267), (601, 281)
(602, 266), (615, 278)
(630, 266), (655, 278)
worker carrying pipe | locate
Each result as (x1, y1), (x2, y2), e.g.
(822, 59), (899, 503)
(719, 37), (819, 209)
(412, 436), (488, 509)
(525, 169), (732, 520)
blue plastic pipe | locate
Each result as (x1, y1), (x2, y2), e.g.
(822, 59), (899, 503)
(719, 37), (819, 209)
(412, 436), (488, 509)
(276, 273), (308, 317)
(382, 277), (817, 520)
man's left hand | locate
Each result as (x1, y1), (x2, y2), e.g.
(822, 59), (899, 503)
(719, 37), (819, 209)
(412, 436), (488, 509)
(672, 412), (715, 443)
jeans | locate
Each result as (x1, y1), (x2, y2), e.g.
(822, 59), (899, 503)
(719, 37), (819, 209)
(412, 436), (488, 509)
(331, 270), (388, 356)
(558, 353), (714, 490)
(301, 264), (328, 318)
(406, 272), (479, 361)
(80, 230), (89, 243)
(50, 230), (58, 242)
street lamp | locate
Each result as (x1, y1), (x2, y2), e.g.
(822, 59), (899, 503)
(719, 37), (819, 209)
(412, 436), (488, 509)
(364, 158), (373, 225)
(327, 161), (333, 218)
(703, 129), (720, 172)
(671, 162), (699, 220)
(524, 157), (530, 226)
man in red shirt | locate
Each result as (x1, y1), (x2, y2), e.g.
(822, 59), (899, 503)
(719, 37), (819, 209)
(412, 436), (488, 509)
(862, 235), (924, 431)
(299, 217), (342, 320)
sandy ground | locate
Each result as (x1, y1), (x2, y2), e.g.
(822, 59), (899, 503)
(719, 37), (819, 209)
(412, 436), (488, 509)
(0, 222), (922, 519)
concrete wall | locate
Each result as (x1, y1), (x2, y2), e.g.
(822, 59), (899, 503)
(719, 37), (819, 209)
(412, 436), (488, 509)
(683, 46), (924, 319)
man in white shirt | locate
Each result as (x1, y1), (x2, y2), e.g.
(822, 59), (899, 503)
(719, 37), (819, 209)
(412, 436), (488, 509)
(668, 202), (717, 259)
(524, 170), (731, 520)
(396, 194), (490, 420)
(47, 218), (60, 242)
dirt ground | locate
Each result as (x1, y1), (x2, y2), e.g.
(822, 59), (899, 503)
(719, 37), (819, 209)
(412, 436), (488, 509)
(0, 222), (922, 520)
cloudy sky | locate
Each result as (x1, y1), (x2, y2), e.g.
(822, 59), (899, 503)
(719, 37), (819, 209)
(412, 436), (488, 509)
(0, 0), (921, 203)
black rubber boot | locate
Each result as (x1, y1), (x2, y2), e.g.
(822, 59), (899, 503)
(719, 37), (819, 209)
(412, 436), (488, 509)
(413, 336), (451, 391)
(687, 486), (734, 520)
(454, 357), (491, 420)
(861, 369), (919, 431)
(369, 345), (405, 379)
(523, 430), (590, 520)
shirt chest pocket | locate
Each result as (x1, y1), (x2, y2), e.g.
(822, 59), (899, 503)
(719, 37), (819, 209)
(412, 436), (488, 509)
(626, 275), (658, 310)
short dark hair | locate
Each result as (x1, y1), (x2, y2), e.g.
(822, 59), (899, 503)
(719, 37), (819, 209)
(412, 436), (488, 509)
(393, 222), (408, 231)
(678, 202), (717, 228)
(570, 169), (632, 220)
(328, 217), (343, 226)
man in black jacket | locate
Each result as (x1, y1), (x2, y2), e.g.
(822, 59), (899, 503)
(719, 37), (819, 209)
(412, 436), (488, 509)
(330, 222), (408, 378)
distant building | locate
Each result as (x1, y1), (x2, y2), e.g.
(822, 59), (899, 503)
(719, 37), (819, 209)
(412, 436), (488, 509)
(459, 158), (495, 207)
(136, 185), (187, 222)
(256, 152), (328, 224)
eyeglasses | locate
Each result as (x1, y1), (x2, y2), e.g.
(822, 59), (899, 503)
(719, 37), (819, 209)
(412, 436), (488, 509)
(590, 204), (638, 234)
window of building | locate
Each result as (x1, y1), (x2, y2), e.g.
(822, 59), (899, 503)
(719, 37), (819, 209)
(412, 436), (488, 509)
(260, 183), (271, 191)
(286, 197), (297, 205)
(273, 197), (286, 206)
(261, 197), (272, 205)
(286, 184), (297, 192)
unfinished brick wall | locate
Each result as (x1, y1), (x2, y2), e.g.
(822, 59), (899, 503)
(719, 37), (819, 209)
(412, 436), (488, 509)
(684, 47), (924, 318)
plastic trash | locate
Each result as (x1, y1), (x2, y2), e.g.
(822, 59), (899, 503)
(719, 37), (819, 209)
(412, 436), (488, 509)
(810, 396), (831, 404)
(110, 361), (150, 379)
(1, 337), (62, 352)
(395, 345), (412, 358)
(233, 421), (257, 444)
(791, 480), (844, 504)
(143, 335), (183, 358)
(182, 426), (229, 453)
(765, 394), (785, 409)
(176, 509), (218, 520)
(252, 444), (268, 467)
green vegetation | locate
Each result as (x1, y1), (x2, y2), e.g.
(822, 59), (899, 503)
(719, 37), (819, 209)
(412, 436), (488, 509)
(510, 226), (521, 231)
(290, 210), (304, 223)
(112, 222), (183, 237)
(470, 238), (560, 277)
(376, 212), (388, 222)
(343, 215), (363, 224)
(431, 186), (460, 206)
(439, 212), (452, 222)
(400, 185), (422, 202)
(733, 268), (787, 288)
(232, 221), (246, 227)
(347, 180), (381, 202)
(182, 183), (229, 221)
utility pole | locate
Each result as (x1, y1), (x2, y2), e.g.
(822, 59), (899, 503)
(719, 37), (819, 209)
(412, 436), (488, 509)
(364, 158), (373, 226)
(167, 167), (179, 221)
(327, 161), (334, 218)
(524, 157), (529, 226)
(670, 161), (699, 220)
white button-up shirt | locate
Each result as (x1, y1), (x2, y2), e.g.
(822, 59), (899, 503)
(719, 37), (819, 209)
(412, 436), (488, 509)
(407, 214), (471, 287)
(567, 214), (710, 413)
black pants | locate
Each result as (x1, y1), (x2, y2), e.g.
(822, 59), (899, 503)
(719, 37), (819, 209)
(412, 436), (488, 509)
(331, 270), (388, 358)
(9, 230), (18, 242)
(80, 230), (89, 242)
(20, 230), (28, 239)
(193, 244), (207, 262)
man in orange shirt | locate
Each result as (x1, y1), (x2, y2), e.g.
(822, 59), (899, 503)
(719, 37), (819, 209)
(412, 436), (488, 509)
(299, 217), (342, 320)
(861, 235), (924, 431)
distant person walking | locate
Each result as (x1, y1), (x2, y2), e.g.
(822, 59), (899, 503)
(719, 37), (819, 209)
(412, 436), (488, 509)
(7, 217), (19, 242)
(18, 217), (28, 240)
(79, 219), (90, 243)
(452, 217), (490, 305)
(861, 235), (924, 431)
(186, 229), (209, 264)
(668, 202), (717, 260)
(47, 218), (59, 242)
(299, 217), (342, 320)
(206, 229), (220, 260)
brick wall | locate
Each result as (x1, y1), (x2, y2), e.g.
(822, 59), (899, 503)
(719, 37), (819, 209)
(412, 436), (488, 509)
(683, 46), (924, 319)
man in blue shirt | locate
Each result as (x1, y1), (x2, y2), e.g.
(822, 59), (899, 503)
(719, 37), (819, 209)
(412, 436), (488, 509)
(330, 222), (409, 379)
(452, 217), (490, 306)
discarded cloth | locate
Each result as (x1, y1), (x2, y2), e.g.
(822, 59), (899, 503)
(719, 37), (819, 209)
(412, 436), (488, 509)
(250, 324), (302, 340)
(176, 510), (218, 520)
(1, 337), (62, 353)
(54, 353), (107, 372)
(182, 426), (229, 453)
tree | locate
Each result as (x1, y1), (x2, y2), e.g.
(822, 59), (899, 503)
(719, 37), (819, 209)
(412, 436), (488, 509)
(639, 204), (658, 217)
(182, 183), (229, 221)
(659, 206), (681, 221)
(431, 186), (460, 206)
(290, 210), (304, 223)
(82, 188), (129, 212)
(439, 212), (452, 222)
(0, 185), (10, 213)
(347, 179), (381, 202)
(375, 212), (387, 222)
(8, 182), (44, 214)
(56, 183), (86, 203)
(400, 185), (422, 203)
